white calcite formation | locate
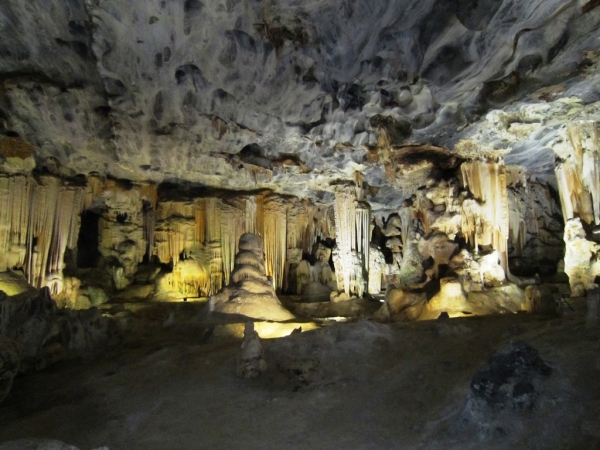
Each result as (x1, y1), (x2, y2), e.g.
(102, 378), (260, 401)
(563, 218), (600, 297)
(333, 189), (370, 297)
(0, 175), (84, 294)
(209, 233), (295, 322)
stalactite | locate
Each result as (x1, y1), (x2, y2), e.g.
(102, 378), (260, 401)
(0, 175), (31, 273)
(193, 198), (205, 245)
(355, 202), (371, 273)
(334, 190), (356, 295)
(255, 194), (264, 239)
(84, 175), (104, 210)
(154, 201), (195, 266)
(136, 183), (158, 210)
(554, 122), (599, 225)
(27, 177), (60, 288)
(460, 159), (510, 269)
(220, 201), (245, 286)
(143, 205), (156, 261)
(263, 195), (288, 291)
(205, 198), (221, 244)
(245, 196), (257, 234)
(208, 242), (223, 295)
(46, 185), (85, 294)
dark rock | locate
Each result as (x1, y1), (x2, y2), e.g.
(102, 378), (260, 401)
(470, 340), (551, 410)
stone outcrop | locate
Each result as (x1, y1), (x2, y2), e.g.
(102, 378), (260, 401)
(0, 287), (107, 371)
(471, 341), (553, 408)
(209, 233), (295, 322)
(0, 335), (22, 403)
(236, 322), (267, 379)
(0, 439), (81, 450)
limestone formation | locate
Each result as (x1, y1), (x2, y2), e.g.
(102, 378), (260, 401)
(377, 288), (427, 321)
(563, 218), (600, 297)
(0, 175), (84, 293)
(0, 288), (107, 371)
(0, 0), (597, 323)
(236, 322), (267, 379)
(209, 233), (295, 322)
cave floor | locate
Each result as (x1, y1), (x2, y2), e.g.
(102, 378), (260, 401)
(0, 312), (599, 450)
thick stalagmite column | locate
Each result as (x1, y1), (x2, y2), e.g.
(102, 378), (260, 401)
(333, 188), (372, 296)
(333, 189), (357, 295)
(551, 121), (600, 294)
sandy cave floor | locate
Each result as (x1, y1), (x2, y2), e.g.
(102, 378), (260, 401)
(0, 312), (599, 450)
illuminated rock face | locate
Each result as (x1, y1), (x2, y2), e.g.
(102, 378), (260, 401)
(563, 218), (600, 297)
(0, 175), (84, 293)
(209, 233), (295, 322)
(2, 0), (597, 315)
(1, 0), (599, 201)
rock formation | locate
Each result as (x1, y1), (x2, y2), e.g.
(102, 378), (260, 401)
(0, 335), (21, 403)
(0, 287), (107, 371)
(465, 341), (552, 437)
(209, 233), (295, 322)
(0, 0), (598, 318)
(236, 322), (267, 379)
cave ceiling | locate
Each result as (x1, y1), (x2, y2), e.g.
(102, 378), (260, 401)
(1, 0), (600, 208)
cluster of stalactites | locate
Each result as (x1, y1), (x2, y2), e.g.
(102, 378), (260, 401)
(333, 189), (372, 296)
(554, 122), (600, 226)
(506, 170), (559, 257)
(460, 159), (509, 267)
(153, 193), (324, 296)
(0, 174), (85, 293)
(85, 176), (158, 266)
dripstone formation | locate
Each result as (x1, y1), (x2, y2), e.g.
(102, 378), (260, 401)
(209, 233), (295, 322)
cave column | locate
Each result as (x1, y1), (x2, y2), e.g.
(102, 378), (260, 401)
(552, 121), (600, 295)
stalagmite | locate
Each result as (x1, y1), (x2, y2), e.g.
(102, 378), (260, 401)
(209, 233), (295, 321)
(236, 322), (267, 379)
